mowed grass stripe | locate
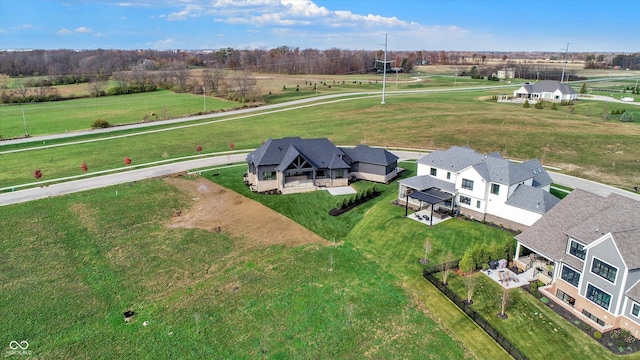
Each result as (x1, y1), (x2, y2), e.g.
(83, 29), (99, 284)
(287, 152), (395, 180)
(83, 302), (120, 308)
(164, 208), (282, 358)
(1, 177), (469, 358)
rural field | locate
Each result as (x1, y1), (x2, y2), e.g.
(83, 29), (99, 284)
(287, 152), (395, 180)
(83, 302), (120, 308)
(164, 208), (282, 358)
(2, 161), (638, 359)
(1, 76), (639, 191)
(2, 71), (640, 359)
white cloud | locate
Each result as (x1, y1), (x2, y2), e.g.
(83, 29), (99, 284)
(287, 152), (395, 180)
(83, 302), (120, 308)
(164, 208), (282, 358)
(57, 29), (72, 35)
(152, 37), (177, 49)
(167, 4), (203, 20)
(75, 27), (92, 33)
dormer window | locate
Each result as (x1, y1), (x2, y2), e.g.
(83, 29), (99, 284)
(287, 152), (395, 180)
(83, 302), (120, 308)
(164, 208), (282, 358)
(568, 240), (586, 260)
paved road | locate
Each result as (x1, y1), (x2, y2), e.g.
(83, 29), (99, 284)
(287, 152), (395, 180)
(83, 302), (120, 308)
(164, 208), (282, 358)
(0, 153), (249, 206)
(1, 84), (519, 147)
(2, 149), (638, 207)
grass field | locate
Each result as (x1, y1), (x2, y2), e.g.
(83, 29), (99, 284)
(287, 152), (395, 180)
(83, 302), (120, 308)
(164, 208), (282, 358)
(2, 88), (639, 191)
(0, 90), (238, 138)
(208, 164), (640, 359)
(1, 168), (475, 359)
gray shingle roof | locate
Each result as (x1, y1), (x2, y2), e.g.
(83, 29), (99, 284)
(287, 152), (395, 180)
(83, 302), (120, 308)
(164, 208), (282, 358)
(505, 184), (560, 214)
(626, 280), (640, 303)
(247, 137), (350, 170)
(614, 228), (640, 269)
(339, 145), (398, 166)
(516, 189), (640, 270)
(515, 189), (606, 261)
(398, 175), (457, 194)
(517, 80), (578, 95)
(419, 147), (551, 187)
(519, 159), (553, 187)
(417, 146), (485, 172)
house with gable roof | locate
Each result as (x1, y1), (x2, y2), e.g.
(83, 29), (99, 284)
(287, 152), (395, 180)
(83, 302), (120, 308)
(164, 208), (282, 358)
(513, 80), (578, 103)
(398, 146), (559, 230)
(245, 137), (398, 194)
(514, 189), (640, 337)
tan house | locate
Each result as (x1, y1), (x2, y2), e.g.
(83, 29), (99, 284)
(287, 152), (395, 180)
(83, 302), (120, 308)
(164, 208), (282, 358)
(515, 189), (640, 337)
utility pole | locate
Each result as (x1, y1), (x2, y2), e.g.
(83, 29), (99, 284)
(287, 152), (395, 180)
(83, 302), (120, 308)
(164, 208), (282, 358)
(560, 42), (570, 83)
(21, 108), (28, 137)
(202, 87), (206, 112)
(379, 34), (388, 104)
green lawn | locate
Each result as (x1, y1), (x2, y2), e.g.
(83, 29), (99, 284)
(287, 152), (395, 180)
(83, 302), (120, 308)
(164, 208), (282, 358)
(0, 176), (469, 359)
(2, 90), (639, 191)
(208, 162), (640, 359)
(442, 273), (640, 359)
(0, 90), (237, 139)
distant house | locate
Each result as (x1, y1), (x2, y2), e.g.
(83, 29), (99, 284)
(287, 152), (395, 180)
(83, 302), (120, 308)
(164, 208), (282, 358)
(497, 67), (515, 79)
(514, 189), (640, 337)
(513, 80), (578, 102)
(245, 137), (398, 194)
(398, 146), (559, 230)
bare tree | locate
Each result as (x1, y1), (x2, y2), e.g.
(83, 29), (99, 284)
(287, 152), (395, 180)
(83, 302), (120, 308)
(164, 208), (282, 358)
(229, 70), (257, 100)
(499, 289), (510, 319)
(441, 251), (453, 285)
(421, 239), (432, 265)
(202, 68), (223, 95)
(464, 276), (477, 304)
(88, 78), (106, 97)
(14, 82), (29, 101)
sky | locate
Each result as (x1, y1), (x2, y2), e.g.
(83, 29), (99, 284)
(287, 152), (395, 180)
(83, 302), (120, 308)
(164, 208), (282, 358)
(0, 0), (638, 52)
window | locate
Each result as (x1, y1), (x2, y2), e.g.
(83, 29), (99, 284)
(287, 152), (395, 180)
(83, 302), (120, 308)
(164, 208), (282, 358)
(476, 200), (481, 209)
(461, 178), (474, 190)
(557, 289), (576, 307)
(582, 309), (605, 326)
(560, 265), (580, 287)
(459, 196), (471, 205)
(569, 240), (586, 260)
(633, 303), (640, 317)
(316, 170), (326, 179)
(591, 258), (617, 283)
(446, 172), (451, 180)
(335, 169), (344, 179)
(586, 284), (612, 310)
(430, 168), (437, 176)
(491, 183), (500, 195)
(262, 171), (276, 180)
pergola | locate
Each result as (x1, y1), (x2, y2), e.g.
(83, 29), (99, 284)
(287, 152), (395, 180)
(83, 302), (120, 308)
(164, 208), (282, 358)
(405, 188), (455, 226)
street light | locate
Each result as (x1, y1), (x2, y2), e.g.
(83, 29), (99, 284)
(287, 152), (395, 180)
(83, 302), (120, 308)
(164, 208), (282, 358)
(202, 87), (206, 112)
(22, 108), (28, 137)
(377, 33), (388, 105)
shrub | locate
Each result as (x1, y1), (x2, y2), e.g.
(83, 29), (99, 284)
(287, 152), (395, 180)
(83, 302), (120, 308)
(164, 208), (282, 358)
(551, 102), (557, 110)
(91, 118), (110, 129)
(540, 297), (549, 304)
(534, 100), (544, 109)
(523, 100), (530, 108)
(458, 252), (476, 273)
(594, 331), (602, 339)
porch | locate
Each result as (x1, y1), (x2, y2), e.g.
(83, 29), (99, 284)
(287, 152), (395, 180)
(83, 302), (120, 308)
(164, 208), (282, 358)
(407, 208), (452, 227)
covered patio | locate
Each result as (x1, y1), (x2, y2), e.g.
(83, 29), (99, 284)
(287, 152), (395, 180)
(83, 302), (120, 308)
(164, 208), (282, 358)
(404, 188), (455, 227)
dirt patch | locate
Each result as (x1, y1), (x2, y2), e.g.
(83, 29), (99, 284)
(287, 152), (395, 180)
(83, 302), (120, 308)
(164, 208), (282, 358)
(165, 177), (325, 248)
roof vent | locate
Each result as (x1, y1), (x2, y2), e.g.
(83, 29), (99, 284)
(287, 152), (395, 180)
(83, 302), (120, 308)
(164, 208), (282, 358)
(595, 227), (599, 233)
(538, 167), (542, 172)
(533, 169), (537, 174)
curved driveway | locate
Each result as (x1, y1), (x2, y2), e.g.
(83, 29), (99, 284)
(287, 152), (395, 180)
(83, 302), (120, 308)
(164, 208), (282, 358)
(1, 149), (638, 207)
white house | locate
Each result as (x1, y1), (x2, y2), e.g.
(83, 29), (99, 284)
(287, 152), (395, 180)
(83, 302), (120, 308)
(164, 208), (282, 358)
(513, 80), (578, 103)
(398, 146), (560, 230)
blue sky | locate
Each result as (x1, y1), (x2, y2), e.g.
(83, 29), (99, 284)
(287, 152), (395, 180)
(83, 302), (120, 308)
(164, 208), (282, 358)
(1, 0), (638, 52)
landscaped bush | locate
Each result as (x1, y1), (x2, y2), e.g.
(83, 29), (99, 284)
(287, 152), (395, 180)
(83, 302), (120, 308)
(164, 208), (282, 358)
(594, 331), (602, 339)
(523, 100), (530, 108)
(91, 118), (110, 129)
